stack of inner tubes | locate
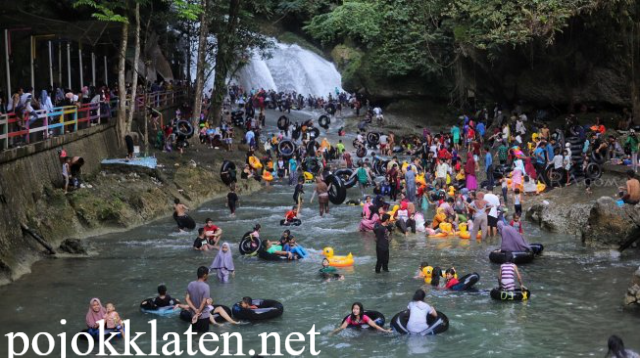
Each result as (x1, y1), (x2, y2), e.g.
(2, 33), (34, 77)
(238, 232), (261, 256)
(220, 160), (237, 186)
(232, 299), (284, 321)
(325, 174), (347, 204)
(277, 115), (290, 130)
(180, 305), (232, 323)
(341, 311), (386, 329)
(319, 115), (331, 129)
(334, 168), (357, 188)
(567, 136), (585, 178)
(489, 243), (544, 264)
(391, 310), (449, 335)
(277, 139), (296, 158)
(490, 288), (531, 301)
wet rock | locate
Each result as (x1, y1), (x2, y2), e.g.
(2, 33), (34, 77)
(582, 197), (637, 248)
(58, 239), (89, 255)
(624, 268), (640, 307)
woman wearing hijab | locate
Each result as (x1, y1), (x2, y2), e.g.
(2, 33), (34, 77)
(85, 298), (106, 336)
(464, 154), (477, 191)
(209, 243), (235, 283)
(497, 221), (531, 252)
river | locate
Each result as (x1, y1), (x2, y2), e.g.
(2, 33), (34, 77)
(0, 108), (639, 357)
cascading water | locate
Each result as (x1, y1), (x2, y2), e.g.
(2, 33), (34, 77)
(233, 41), (343, 97)
(189, 36), (343, 97)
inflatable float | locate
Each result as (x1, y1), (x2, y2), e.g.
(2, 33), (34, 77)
(323, 247), (354, 267)
(333, 168), (357, 188)
(280, 218), (302, 226)
(341, 311), (385, 329)
(325, 174), (347, 205)
(139, 299), (179, 316)
(390, 310), (449, 335)
(173, 213), (196, 231)
(238, 232), (261, 256)
(179, 305), (233, 323)
(319, 115), (331, 129)
(176, 120), (194, 138)
(232, 299), (284, 321)
(489, 243), (544, 264)
(220, 160), (237, 186)
(277, 115), (289, 130)
(449, 273), (480, 291)
(262, 171), (274, 181)
(248, 156), (262, 169)
(490, 288), (531, 301)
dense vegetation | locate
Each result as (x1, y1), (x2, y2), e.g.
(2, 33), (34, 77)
(14, 0), (640, 128)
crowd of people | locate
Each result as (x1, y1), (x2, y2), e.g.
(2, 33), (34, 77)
(74, 84), (640, 354)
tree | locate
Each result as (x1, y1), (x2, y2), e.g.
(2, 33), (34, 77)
(74, 0), (130, 146)
(206, 0), (272, 125)
(192, 0), (208, 130)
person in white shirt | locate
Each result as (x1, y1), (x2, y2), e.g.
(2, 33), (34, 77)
(406, 289), (438, 335)
(484, 193), (501, 237)
(435, 160), (450, 188)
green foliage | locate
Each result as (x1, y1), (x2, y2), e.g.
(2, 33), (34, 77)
(73, 0), (129, 23)
(304, 1), (383, 44)
(302, 0), (635, 79)
(171, 0), (204, 21)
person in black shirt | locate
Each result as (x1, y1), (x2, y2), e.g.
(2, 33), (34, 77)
(293, 177), (305, 213)
(142, 285), (188, 310)
(226, 186), (239, 217)
(374, 214), (392, 273)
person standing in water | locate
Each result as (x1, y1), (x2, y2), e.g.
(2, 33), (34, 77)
(374, 214), (392, 273)
(310, 177), (330, 216)
(185, 266), (211, 333)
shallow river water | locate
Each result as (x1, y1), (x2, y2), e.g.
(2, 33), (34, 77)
(1, 109), (639, 357)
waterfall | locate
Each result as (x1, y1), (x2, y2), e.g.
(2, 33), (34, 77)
(234, 41), (343, 97)
(189, 38), (343, 97)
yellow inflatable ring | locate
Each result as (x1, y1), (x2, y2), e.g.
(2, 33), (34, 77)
(248, 156), (262, 169)
(262, 171), (274, 181)
(323, 247), (354, 267)
(458, 231), (482, 240)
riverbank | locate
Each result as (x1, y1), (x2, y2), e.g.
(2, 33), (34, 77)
(0, 127), (264, 287)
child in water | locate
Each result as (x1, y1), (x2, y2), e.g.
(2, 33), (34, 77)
(414, 261), (430, 280)
(509, 214), (524, 234)
(319, 258), (345, 282)
(443, 268), (459, 290)
(202, 298), (239, 325)
(283, 206), (298, 224)
(284, 236), (308, 259)
(104, 303), (124, 334)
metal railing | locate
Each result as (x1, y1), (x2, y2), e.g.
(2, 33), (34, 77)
(0, 90), (186, 150)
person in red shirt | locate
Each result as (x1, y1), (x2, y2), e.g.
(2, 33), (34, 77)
(203, 218), (222, 249)
(444, 268), (460, 290)
(284, 207), (298, 223)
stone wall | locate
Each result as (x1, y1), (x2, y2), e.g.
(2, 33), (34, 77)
(0, 124), (121, 284)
